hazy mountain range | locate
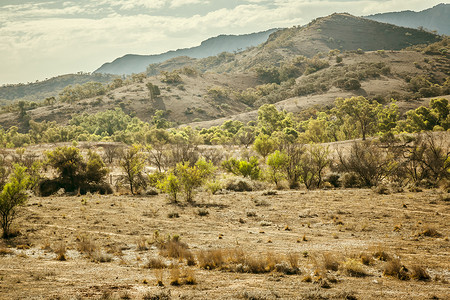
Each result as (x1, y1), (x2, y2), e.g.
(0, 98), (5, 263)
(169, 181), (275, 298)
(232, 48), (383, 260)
(94, 28), (278, 75)
(365, 3), (449, 35)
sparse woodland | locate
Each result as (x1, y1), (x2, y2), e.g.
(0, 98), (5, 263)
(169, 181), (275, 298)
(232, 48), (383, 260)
(0, 13), (449, 300)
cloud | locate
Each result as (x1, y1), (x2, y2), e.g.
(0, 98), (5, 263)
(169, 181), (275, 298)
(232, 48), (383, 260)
(169, 0), (210, 8)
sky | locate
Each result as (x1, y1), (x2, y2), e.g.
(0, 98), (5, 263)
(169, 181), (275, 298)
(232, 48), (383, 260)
(0, 0), (446, 85)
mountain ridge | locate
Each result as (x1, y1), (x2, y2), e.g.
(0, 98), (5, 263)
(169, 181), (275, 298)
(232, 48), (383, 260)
(94, 28), (279, 75)
(365, 3), (450, 35)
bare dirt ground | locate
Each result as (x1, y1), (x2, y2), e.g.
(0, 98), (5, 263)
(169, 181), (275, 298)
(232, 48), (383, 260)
(0, 187), (449, 299)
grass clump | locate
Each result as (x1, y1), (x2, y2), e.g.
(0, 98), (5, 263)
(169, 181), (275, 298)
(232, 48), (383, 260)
(342, 259), (368, 277)
(383, 258), (409, 280)
(410, 265), (430, 281)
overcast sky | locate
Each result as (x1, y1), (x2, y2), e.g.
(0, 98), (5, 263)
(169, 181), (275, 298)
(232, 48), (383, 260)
(0, 0), (446, 85)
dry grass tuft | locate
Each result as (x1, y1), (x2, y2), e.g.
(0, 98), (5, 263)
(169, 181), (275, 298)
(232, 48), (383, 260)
(77, 235), (96, 256)
(383, 258), (409, 280)
(54, 243), (67, 261)
(197, 249), (225, 270)
(410, 265), (430, 281)
(342, 259), (368, 277)
(419, 227), (442, 238)
(0, 247), (14, 256)
(323, 253), (340, 271)
(144, 257), (167, 269)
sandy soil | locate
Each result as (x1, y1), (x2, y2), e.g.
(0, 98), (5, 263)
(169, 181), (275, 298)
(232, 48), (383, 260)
(0, 187), (448, 299)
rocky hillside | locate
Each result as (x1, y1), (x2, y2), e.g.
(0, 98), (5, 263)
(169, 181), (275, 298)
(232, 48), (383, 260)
(365, 3), (450, 35)
(94, 29), (278, 75)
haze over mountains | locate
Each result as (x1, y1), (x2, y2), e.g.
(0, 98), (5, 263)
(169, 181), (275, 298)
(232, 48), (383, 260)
(365, 3), (450, 35)
(94, 29), (278, 75)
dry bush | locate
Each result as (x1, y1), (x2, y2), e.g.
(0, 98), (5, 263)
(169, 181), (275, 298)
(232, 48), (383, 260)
(54, 243), (67, 261)
(158, 236), (190, 261)
(197, 249), (225, 270)
(342, 259), (368, 277)
(91, 251), (112, 263)
(323, 253), (340, 271)
(419, 227), (442, 237)
(410, 265), (430, 281)
(144, 257), (167, 269)
(169, 264), (181, 286)
(383, 258), (409, 280)
(77, 235), (96, 256)
(142, 289), (170, 300)
(0, 247), (14, 256)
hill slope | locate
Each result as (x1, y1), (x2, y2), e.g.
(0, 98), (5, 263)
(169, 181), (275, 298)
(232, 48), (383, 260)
(0, 73), (116, 103)
(147, 13), (442, 74)
(94, 29), (278, 75)
(365, 3), (450, 35)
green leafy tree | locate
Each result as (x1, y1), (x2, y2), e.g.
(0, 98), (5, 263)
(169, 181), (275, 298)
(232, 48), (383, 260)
(222, 157), (260, 180)
(85, 150), (108, 184)
(253, 134), (276, 159)
(120, 145), (146, 195)
(157, 172), (180, 202)
(176, 158), (215, 202)
(334, 96), (381, 140)
(266, 150), (287, 188)
(46, 146), (85, 190)
(0, 165), (30, 238)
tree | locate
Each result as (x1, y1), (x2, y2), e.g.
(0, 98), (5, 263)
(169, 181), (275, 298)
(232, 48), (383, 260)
(0, 165), (30, 238)
(157, 172), (180, 202)
(298, 145), (330, 189)
(119, 145), (146, 195)
(176, 158), (215, 202)
(85, 150), (108, 184)
(266, 150), (287, 188)
(334, 96), (381, 140)
(253, 134), (276, 159)
(281, 143), (305, 189)
(46, 146), (85, 191)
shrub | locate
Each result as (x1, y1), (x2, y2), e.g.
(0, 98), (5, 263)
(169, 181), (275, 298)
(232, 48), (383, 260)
(0, 165), (30, 238)
(337, 141), (394, 187)
(222, 157), (260, 180)
(343, 259), (367, 277)
(410, 265), (430, 281)
(266, 150), (287, 188)
(157, 172), (180, 202)
(225, 177), (253, 192)
(119, 145), (146, 195)
(176, 158), (215, 202)
(383, 258), (409, 280)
